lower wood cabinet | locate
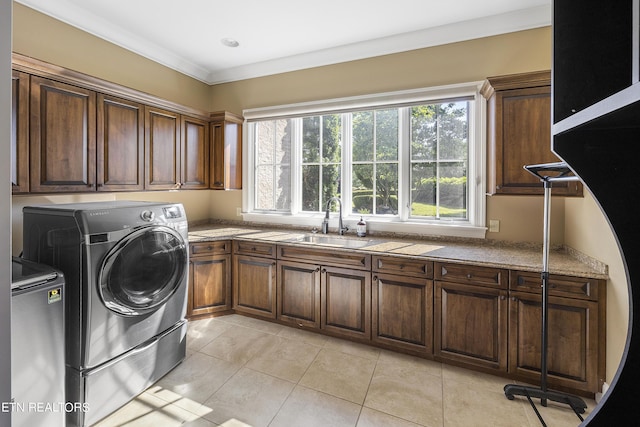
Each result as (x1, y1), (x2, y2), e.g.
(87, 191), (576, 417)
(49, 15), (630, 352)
(278, 246), (371, 339)
(277, 260), (321, 328)
(434, 281), (508, 371)
(321, 266), (371, 340)
(372, 272), (433, 354)
(186, 239), (606, 397)
(233, 241), (277, 318)
(187, 241), (231, 318)
(508, 271), (606, 395)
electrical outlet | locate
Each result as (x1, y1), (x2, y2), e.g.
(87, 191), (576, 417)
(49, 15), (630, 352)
(489, 219), (500, 232)
(236, 207), (242, 217)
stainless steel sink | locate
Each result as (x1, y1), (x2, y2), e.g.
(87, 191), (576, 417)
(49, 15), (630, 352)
(294, 234), (371, 248)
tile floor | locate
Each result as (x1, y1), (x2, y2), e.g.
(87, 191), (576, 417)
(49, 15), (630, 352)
(95, 314), (597, 427)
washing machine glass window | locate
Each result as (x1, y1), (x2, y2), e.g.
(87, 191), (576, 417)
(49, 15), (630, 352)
(99, 225), (187, 315)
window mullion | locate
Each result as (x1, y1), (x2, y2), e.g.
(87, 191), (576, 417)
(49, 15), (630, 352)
(290, 118), (301, 215)
(399, 107), (410, 221)
(342, 113), (352, 217)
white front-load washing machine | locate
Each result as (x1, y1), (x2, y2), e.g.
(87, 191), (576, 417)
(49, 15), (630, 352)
(23, 200), (189, 427)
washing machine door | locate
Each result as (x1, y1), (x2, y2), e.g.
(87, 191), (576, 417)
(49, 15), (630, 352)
(98, 225), (187, 316)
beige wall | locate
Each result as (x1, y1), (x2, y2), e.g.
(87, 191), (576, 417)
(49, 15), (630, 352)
(210, 28), (553, 114)
(12, 3), (626, 385)
(12, 3), (212, 112)
(565, 192), (628, 383)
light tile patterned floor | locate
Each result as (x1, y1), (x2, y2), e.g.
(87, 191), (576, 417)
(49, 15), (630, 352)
(94, 314), (597, 427)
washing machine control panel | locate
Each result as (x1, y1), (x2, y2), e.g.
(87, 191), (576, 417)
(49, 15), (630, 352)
(163, 206), (183, 219)
(140, 210), (155, 222)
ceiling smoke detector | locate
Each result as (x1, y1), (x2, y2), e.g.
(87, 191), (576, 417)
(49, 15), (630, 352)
(221, 38), (240, 48)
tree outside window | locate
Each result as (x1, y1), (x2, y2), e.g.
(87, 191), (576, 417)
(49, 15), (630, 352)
(250, 98), (470, 223)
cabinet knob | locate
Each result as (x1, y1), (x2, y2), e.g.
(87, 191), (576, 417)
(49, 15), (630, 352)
(467, 273), (472, 279)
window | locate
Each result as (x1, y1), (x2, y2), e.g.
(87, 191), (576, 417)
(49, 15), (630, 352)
(352, 109), (399, 216)
(243, 83), (486, 239)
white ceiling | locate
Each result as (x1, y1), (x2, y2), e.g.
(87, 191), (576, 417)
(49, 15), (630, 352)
(16, 0), (551, 85)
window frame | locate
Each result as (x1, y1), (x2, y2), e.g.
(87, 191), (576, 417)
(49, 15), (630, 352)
(242, 82), (487, 239)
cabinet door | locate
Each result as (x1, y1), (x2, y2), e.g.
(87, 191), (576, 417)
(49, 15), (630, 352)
(372, 273), (432, 353)
(483, 72), (582, 196)
(509, 291), (601, 394)
(181, 115), (209, 189)
(188, 254), (231, 318)
(277, 260), (321, 328)
(210, 114), (242, 190)
(434, 281), (508, 371)
(321, 266), (371, 339)
(145, 106), (180, 190)
(97, 94), (144, 191)
(11, 70), (29, 194)
(30, 76), (96, 192)
(232, 254), (277, 318)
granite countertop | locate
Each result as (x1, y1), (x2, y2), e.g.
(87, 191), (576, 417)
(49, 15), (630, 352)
(187, 224), (608, 280)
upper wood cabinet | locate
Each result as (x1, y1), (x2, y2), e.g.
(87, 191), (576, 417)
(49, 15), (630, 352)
(11, 70), (29, 194)
(12, 54), (219, 195)
(481, 71), (582, 197)
(29, 76), (97, 193)
(145, 106), (210, 190)
(210, 111), (242, 190)
(97, 94), (145, 191)
(181, 115), (210, 189)
(145, 106), (181, 190)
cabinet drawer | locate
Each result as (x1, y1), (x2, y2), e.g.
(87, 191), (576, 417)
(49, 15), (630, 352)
(233, 240), (276, 258)
(278, 245), (371, 270)
(435, 262), (507, 289)
(510, 271), (602, 301)
(372, 255), (433, 278)
(190, 240), (231, 256)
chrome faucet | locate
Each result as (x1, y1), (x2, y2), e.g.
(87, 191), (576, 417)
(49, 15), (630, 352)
(322, 197), (348, 235)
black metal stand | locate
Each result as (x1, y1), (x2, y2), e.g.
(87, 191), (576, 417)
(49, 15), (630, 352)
(503, 162), (587, 426)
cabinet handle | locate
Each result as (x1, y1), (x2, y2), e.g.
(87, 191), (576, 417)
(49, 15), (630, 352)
(467, 273), (472, 279)
(321, 268), (327, 274)
(500, 295), (506, 300)
(511, 297), (517, 301)
(315, 267), (321, 273)
(373, 275), (378, 282)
